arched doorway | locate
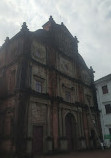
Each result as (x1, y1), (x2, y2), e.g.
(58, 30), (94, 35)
(65, 113), (77, 151)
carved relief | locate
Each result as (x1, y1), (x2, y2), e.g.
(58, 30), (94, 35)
(32, 103), (46, 123)
(59, 56), (72, 76)
(31, 41), (46, 64)
(60, 77), (75, 103)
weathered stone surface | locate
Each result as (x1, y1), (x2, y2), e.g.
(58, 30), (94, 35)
(0, 17), (101, 156)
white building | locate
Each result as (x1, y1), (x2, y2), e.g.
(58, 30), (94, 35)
(95, 74), (111, 147)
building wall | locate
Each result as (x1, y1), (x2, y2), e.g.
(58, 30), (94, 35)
(0, 97), (15, 152)
(0, 19), (101, 156)
(95, 76), (111, 147)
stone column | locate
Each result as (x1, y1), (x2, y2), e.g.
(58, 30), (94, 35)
(26, 103), (32, 155)
(83, 110), (89, 148)
(52, 103), (58, 150)
(58, 108), (67, 151)
(58, 107), (62, 137)
(47, 105), (51, 136)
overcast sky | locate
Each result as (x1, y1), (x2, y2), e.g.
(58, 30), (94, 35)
(0, 0), (111, 80)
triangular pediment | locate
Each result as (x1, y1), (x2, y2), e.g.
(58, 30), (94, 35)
(42, 16), (78, 57)
(51, 23), (78, 57)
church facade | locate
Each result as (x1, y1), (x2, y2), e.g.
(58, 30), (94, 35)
(0, 16), (101, 156)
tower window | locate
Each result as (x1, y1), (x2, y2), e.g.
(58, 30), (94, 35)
(102, 85), (108, 94)
(36, 81), (42, 93)
(65, 91), (71, 102)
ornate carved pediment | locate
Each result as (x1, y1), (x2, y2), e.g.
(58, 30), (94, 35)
(52, 24), (78, 57)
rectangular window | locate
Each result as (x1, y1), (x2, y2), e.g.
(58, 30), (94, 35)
(35, 50), (40, 58)
(36, 81), (42, 93)
(109, 128), (111, 135)
(109, 128), (111, 142)
(65, 91), (71, 102)
(105, 104), (111, 114)
(102, 85), (108, 94)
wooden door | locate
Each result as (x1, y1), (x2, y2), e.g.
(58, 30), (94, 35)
(32, 126), (43, 155)
(65, 113), (76, 151)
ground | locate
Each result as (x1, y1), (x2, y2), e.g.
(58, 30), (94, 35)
(37, 149), (111, 158)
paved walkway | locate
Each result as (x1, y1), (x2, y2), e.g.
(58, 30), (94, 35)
(37, 149), (111, 158)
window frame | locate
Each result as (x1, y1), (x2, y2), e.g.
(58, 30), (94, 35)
(102, 85), (108, 94)
(105, 104), (111, 114)
(65, 91), (71, 102)
(35, 80), (42, 93)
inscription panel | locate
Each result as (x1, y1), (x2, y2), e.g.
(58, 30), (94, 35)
(32, 103), (46, 123)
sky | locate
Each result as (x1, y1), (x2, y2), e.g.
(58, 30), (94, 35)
(0, 0), (111, 80)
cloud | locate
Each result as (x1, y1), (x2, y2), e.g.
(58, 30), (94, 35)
(0, 0), (111, 80)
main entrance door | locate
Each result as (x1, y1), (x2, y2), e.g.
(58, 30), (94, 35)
(65, 113), (76, 151)
(32, 126), (43, 155)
